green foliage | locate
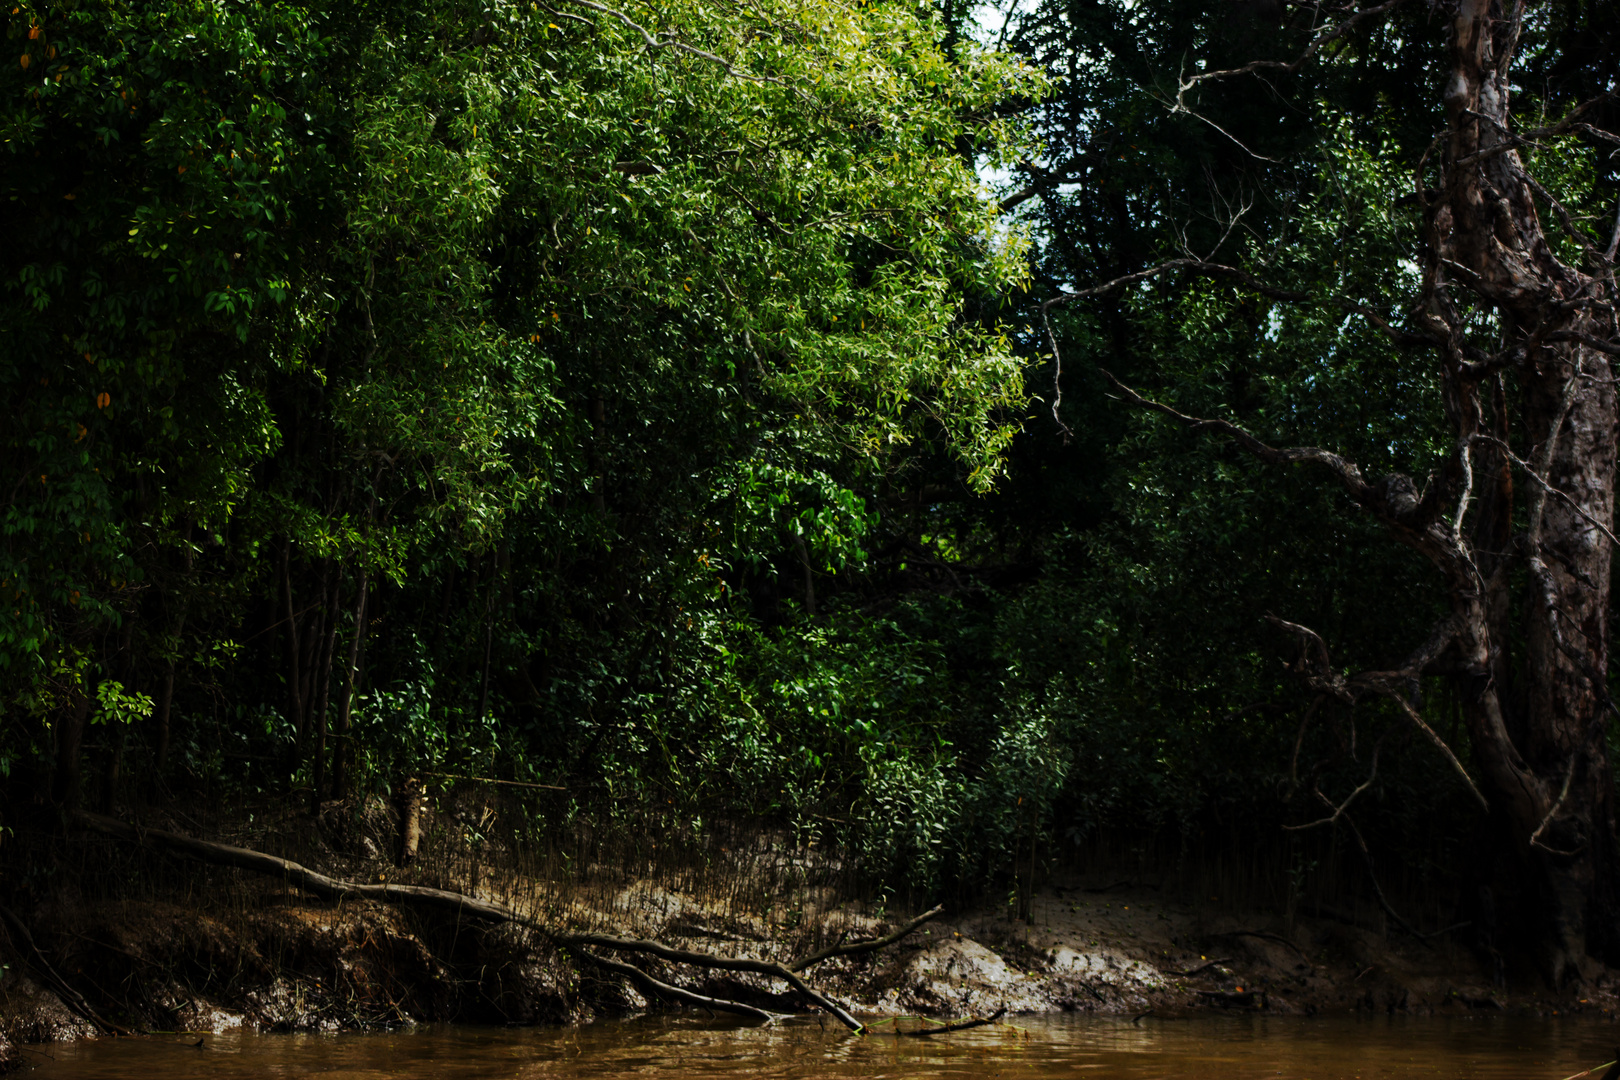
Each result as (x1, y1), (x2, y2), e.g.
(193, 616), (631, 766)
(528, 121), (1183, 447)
(1, 0), (1051, 892)
(7, 0), (1606, 919)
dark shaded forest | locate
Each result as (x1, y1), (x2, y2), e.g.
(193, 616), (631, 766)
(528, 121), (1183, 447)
(4, 0), (1619, 989)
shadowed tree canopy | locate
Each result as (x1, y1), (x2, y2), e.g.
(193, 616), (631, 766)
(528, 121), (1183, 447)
(994, 0), (1620, 984)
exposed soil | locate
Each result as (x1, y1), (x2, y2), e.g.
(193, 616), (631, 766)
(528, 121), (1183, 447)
(3, 810), (1615, 1071)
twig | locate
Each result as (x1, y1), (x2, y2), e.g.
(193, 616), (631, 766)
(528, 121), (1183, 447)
(1170, 0), (1409, 101)
(1339, 813), (1462, 944)
(1556, 1057), (1619, 1080)
(1385, 693), (1489, 811)
(554, 0), (796, 92)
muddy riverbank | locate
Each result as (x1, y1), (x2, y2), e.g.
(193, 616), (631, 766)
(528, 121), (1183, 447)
(3, 802), (1615, 1072)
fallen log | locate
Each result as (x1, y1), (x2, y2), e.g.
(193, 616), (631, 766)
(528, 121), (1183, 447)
(73, 811), (939, 1034)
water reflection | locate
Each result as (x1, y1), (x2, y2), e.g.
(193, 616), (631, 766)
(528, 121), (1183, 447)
(24, 1012), (1619, 1079)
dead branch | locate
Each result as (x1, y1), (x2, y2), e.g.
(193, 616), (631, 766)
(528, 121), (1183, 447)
(1385, 692), (1489, 810)
(1098, 372), (1380, 513)
(1339, 813), (1457, 944)
(1169, 0), (1409, 102)
(1288, 695), (1325, 790)
(75, 811), (540, 927)
(896, 1006), (1007, 1036)
(568, 932), (863, 1030)
(1265, 614), (1488, 809)
(1529, 754), (1582, 857)
(1284, 735), (1383, 831)
(577, 949), (782, 1022)
(424, 771), (566, 791)
(787, 904), (944, 972)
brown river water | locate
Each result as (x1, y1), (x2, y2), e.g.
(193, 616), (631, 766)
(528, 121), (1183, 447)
(20, 1014), (1620, 1079)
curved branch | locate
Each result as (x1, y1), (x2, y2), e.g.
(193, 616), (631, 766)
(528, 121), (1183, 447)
(788, 904), (944, 972)
(567, 933), (864, 1030)
(1169, 0), (1409, 100)
(1385, 692), (1489, 811)
(577, 950), (782, 1022)
(1101, 373), (1378, 510)
(1529, 755), (1582, 857)
(1284, 735), (1383, 831)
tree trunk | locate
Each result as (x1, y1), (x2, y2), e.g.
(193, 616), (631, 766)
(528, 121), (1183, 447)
(282, 540), (305, 748)
(332, 566), (369, 800)
(153, 665), (175, 780)
(1436, 0), (1618, 985)
(397, 776), (424, 866)
(312, 561), (342, 812)
(53, 687), (91, 811)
